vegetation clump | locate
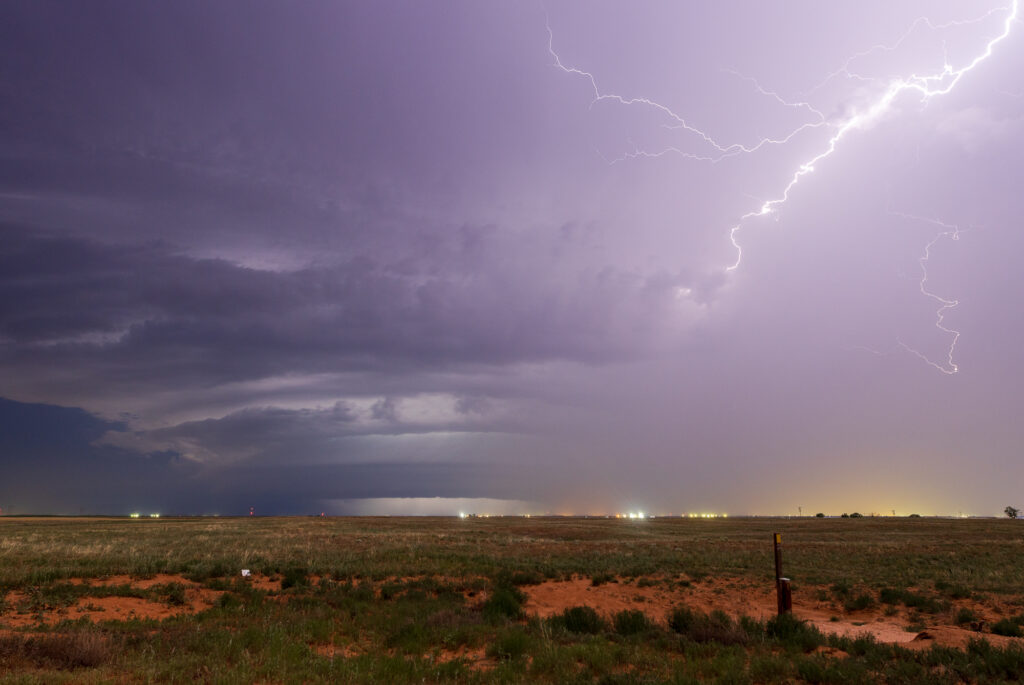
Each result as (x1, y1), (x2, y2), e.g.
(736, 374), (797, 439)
(557, 606), (606, 634)
(481, 585), (525, 622)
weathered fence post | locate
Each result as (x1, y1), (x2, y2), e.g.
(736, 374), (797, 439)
(773, 532), (793, 614)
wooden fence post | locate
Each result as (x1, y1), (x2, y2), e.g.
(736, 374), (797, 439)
(773, 532), (793, 614)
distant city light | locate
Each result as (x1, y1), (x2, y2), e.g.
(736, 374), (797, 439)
(149, 513), (160, 518)
(129, 513), (140, 519)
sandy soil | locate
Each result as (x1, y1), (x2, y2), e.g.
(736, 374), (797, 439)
(0, 572), (287, 626)
(4, 571), (1021, 653)
(520, 575), (1024, 649)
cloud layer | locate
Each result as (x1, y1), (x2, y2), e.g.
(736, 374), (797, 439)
(2, 1), (1023, 515)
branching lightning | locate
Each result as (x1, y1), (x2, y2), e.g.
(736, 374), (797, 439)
(726, 0), (1018, 271)
(544, 25), (829, 164)
(547, 1), (1019, 374)
(890, 211), (965, 374)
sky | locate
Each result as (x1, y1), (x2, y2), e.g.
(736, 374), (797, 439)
(1, 1), (1022, 516)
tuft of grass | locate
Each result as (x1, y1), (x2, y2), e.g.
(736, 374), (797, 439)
(612, 609), (651, 636)
(955, 608), (978, 626)
(844, 593), (875, 612)
(486, 627), (530, 661)
(0, 631), (110, 669)
(481, 586), (525, 622)
(765, 612), (824, 652)
(280, 566), (309, 590)
(558, 606), (606, 634)
(991, 618), (1023, 637)
(161, 582), (187, 606)
(668, 606), (749, 645)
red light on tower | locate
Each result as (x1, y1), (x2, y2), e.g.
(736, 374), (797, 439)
(249, 506), (254, 517)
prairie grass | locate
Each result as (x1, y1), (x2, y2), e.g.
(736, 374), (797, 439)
(0, 515), (1023, 682)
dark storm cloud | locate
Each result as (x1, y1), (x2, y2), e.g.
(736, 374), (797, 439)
(2, 0), (1023, 515)
(0, 397), (533, 514)
(0, 223), (689, 386)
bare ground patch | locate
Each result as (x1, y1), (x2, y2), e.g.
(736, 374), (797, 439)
(520, 575), (1024, 649)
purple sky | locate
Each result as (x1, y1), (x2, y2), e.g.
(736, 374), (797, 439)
(1, 1), (1022, 516)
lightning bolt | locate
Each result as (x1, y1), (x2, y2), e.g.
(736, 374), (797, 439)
(548, 1), (1019, 373)
(890, 211), (965, 375)
(727, 0), (1018, 271)
(545, 24), (829, 164)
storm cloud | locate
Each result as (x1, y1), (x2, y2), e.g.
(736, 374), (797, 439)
(2, 1), (1023, 515)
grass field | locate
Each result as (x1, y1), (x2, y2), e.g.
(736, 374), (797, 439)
(2, 516), (1023, 683)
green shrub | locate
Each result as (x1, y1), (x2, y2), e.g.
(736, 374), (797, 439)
(765, 612), (824, 652)
(486, 628), (530, 660)
(935, 580), (972, 599)
(901, 592), (945, 614)
(668, 607), (748, 645)
(163, 582), (187, 606)
(612, 609), (651, 635)
(280, 566), (308, 590)
(216, 592), (242, 609)
(955, 608), (978, 625)
(844, 593), (874, 612)
(991, 618), (1023, 637)
(878, 587), (903, 605)
(560, 606), (606, 634)
(481, 586), (525, 622)
(499, 570), (544, 586)
(830, 582), (851, 599)
(590, 573), (614, 587)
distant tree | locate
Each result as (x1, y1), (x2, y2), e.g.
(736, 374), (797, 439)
(850, 512), (863, 518)
(1005, 506), (1019, 519)
(841, 513), (849, 518)
(815, 512), (825, 518)
(908, 513), (921, 518)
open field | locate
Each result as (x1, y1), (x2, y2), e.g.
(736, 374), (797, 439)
(2, 516), (1024, 683)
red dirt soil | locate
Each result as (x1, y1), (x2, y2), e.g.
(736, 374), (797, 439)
(520, 576), (1024, 649)
(0, 572), (285, 627)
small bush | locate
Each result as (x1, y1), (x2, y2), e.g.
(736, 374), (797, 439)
(955, 608), (978, 625)
(613, 609), (651, 635)
(500, 570), (544, 586)
(830, 582), (852, 599)
(280, 566), (308, 590)
(668, 606), (698, 634)
(481, 586), (525, 622)
(878, 588), (903, 605)
(765, 612), (824, 652)
(902, 592), (945, 614)
(560, 606), (606, 634)
(844, 593), (875, 612)
(0, 632), (110, 669)
(668, 606), (748, 645)
(486, 628), (530, 660)
(935, 580), (972, 599)
(590, 573), (614, 587)
(991, 618), (1023, 637)
(216, 592), (242, 609)
(162, 583), (187, 606)
(379, 583), (402, 600)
